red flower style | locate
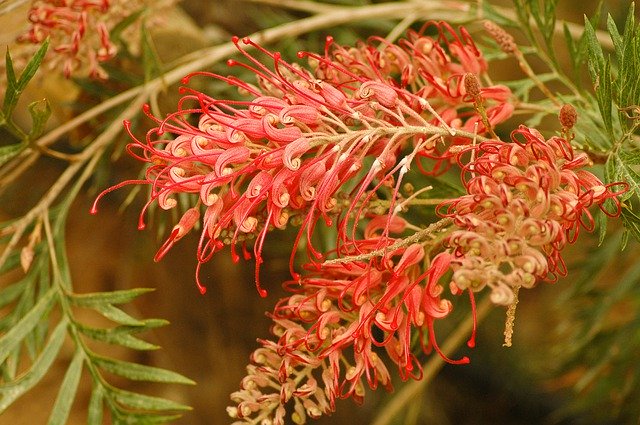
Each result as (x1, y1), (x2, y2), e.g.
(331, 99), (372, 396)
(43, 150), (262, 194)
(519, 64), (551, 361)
(19, 0), (143, 79)
(228, 217), (470, 424)
(92, 27), (514, 296)
(438, 126), (628, 304)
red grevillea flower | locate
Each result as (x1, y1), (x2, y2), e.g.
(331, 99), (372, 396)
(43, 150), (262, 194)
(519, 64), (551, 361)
(92, 25), (514, 296)
(437, 126), (628, 305)
(227, 217), (470, 424)
(18, 0), (144, 79)
(314, 21), (514, 173)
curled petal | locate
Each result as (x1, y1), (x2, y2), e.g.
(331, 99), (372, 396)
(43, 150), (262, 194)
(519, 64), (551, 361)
(263, 117), (303, 143)
(247, 171), (273, 198)
(283, 138), (312, 171)
(249, 96), (288, 116)
(357, 81), (398, 108)
(279, 104), (320, 125)
(215, 146), (251, 177)
(299, 160), (327, 201)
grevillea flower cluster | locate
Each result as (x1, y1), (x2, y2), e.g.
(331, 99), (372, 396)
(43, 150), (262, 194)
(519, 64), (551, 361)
(92, 22), (513, 296)
(18, 0), (145, 79)
(227, 124), (627, 424)
(91, 19), (629, 425)
(438, 126), (627, 305)
(228, 217), (464, 424)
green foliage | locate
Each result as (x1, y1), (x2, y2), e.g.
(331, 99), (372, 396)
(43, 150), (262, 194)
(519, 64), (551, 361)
(1, 41), (50, 158)
(0, 141), (27, 168)
(583, 3), (640, 243)
(514, 0), (559, 59)
(2, 40), (49, 119)
(498, 0), (640, 244)
(555, 234), (640, 423)
(0, 36), (192, 424)
(584, 16), (615, 139)
(606, 148), (640, 245)
(27, 99), (52, 141)
(585, 3), (640, 140)
(141, 22), (163, 82)
(562, 2), (603, 81)
(0, 320), (68, 412)
(0, 210), (193, 422)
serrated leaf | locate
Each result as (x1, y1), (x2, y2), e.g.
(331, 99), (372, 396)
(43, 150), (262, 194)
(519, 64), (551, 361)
(47, 350), (84, 425)
(616, 4), (640, 115)
(0, 142), (28, 168)
(592, 59), (614, 139)
(607, 13), (623, 60)
(620, 2), (636, 59)
(585, 17), (606, 74)
(91, 304), (145, 327)
(109, 387), (192, 412)
(77, 324), (160, 351)
(577, 2), (604, 65)
(0, 319), (67, 412)
(618, 148), (640, 164)
(27, 99), (51, 141)
(69, 288), (155, 307)
(87, 382), (105, 424)
(91, 355), (194, 385)
(609, 154), (640, 202)
(0, 287), (56, 365)
(621, 209), (640, 246)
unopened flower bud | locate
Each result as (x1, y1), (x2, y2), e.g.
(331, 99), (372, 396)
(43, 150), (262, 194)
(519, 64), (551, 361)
(464, 73), (481, 99)
(483, 21), (517, 54)
(559, 104), (578, 129)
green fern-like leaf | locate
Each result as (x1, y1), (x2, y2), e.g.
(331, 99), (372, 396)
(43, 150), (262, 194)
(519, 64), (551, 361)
(47, 350), (84, 425)
(0, 205), (193, 424)
(0, 319), (67, 412)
